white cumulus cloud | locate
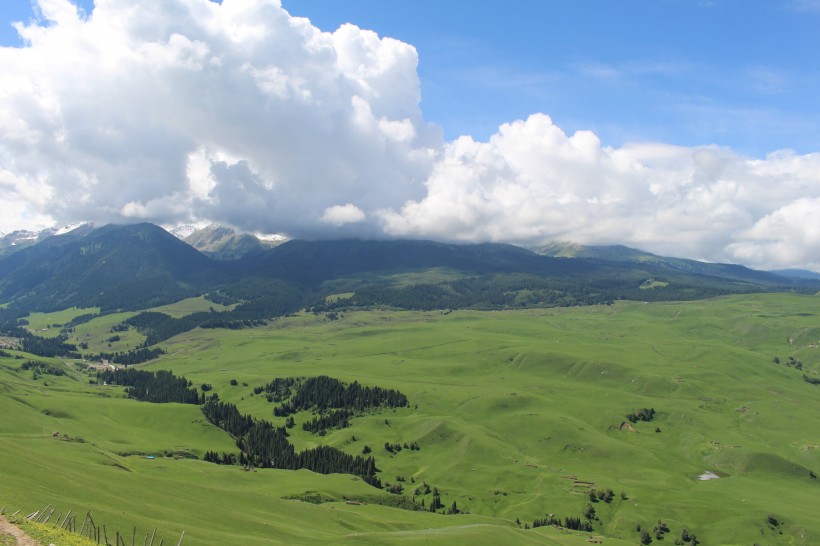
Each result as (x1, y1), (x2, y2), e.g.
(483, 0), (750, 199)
(377, 115), (820, 270)
(320, 203), (366, 226)
(1, 0), (819, 271)
(0, 0), (439, 235)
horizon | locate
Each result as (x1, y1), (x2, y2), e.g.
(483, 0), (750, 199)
(4, 220), (819, 275)
(0, 0), (818, 271)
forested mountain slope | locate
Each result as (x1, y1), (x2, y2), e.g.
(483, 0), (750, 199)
(0, 224), (816, 322)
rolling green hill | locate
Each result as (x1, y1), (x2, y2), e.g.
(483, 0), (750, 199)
(1, 294), (818, 544)
(1, 224), (819, 544)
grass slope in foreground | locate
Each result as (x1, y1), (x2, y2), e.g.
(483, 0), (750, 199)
(1, 293), (819, 544)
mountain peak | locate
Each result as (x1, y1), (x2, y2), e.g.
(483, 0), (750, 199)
(0, 222), (219, 312)
(53, 223), (88, 236)
(162, 223), (285, 260)
(0, 223), (91, 255)
(165, 223), (206, 240)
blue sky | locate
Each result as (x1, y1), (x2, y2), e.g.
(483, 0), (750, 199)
(3, 0), (819, 156)
(287, 0), (820, 157)
(0, 0), (819, 270)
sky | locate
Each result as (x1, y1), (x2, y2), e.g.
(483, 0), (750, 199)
(0, 0), (819, 271)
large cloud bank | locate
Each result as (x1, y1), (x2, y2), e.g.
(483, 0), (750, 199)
(1, 0), (819, 271)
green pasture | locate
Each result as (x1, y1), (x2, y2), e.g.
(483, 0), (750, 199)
(149, 295), (236, 318)
(382, 267), (467, 286)
(1, 293), (818, 544)
(23, 307), (100, 338)
(21, 297), (234, 353)
(69, 312), (141, 354)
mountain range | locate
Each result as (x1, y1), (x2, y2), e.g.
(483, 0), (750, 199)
(175, 223), (283, 260)
(0, 224), (86, 256)
(0, 222), (817, 322)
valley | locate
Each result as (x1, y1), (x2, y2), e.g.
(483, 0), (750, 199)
(1, 294), (818, 544)
(3, 1), (819, 543)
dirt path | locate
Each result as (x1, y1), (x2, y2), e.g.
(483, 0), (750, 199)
(0, 515), (40, 546)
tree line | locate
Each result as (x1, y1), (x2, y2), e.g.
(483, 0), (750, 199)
(201, 399), (381, 487)
(0, 323), (82, 358)
(529, 514), (593, 532)
(121, 284), (305, 347)
(20, 360), (66, 376)
(804, 375), (820, 385)
(308, 271), (766, 314)
(96, 368), (201, 404)
(92, 347), (166, 365)
(255, 377), (299, 402)
(270, 375), (408, 417)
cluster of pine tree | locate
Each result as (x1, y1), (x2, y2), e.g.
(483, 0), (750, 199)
(63, 313), (100, 329)
(19, 360), (66, 376)
(302, 409), (352, 434)
(122, 290), (305, 347)
(272, 375), (408, 416)
(16, 331), (80, 358)
(588, 487), (615, 503)
(773, 355), (804, 369)
(201, 399), (381, 487)
(679, 527), (700, 545)
(124, 312), (208, 346)
(385, 441), (420, 453)
(653, 520), (670, 540)
(257, 377), (299, 403)
(199, 318), (266, 330)
(202, 291), (235, 306)
(201, 399), (255, 436)
(626, 408), (656, 423)
(92, 347), (165, 365)
(203, 451), (238, 465)
(97, 368), (200, 404)
(803, 374), (820, 385)
(530, 514), (593, 532)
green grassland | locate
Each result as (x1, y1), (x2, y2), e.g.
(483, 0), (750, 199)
(1, 293), (819, 544)
(22, 297), (236, 355)
(24, 307), (100, 338)
(149, 295), (237, 318)
(69, 311), (141, 353)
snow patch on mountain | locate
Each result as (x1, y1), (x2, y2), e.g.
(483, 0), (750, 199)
(54, 223), (86, 236)
(165, 224), (205, 240)
(0, 224), (91, 253)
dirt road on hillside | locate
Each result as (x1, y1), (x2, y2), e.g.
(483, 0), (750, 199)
(0, 515), (40, 545)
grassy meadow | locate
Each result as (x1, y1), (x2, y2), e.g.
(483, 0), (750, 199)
(1, 293), (819, 544)
(24, 307), (101, 339)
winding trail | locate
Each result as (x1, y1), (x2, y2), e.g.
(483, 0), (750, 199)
(0, 515), (40, 545)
